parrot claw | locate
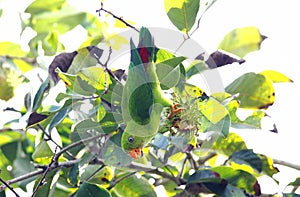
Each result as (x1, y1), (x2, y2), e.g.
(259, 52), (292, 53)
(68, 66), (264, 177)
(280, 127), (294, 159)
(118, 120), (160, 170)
(168, 104), (184, 119)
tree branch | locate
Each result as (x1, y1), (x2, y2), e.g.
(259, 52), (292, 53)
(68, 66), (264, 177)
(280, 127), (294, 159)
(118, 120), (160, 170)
(0, 160), (81, 192)
(0, 55), (37, 65)
(273, 158), (300, 171)
(0, 133), (108, 192)
(0, 128), (24, 133)
(0, 170), (44, 192)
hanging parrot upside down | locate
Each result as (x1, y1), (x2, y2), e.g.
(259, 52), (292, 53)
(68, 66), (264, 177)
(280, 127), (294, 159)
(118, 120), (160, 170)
(121, 27), (181, 159)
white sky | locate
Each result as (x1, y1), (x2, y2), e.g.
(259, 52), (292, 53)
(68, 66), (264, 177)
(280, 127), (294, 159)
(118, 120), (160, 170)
(1, 0), (300, 195)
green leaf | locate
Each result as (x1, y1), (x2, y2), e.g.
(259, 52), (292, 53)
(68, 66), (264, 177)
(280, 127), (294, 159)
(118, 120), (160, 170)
(0, 131), (21, 146)
(56, 92), (73, 103)
(186, 60), (208, 79)
(81, 165), (113, 185)
(225, 72), (275, 109)
(32, 141), (53, 164)
(81, 35), (103, 48)
(0, 141), (18, 163)
(155, 48), (175, 63)
(217, 184), (248, 197)
(0, 67), (27, 101)
(13, 156), (36, 189)
(32, 78), (49, 112)
(48, 100), (72, 133)
(218, 26), (266, 58)
(0, 190), (5, 197)
(57, 69), (96, 96)
(99, 113), (119, 133)
(156, 56), (186, 90)
(99, 139), (133, 167)
(25, 0), (66, 14)
(77, 182), (111, 197)
(12, 58), (34, 72)
(29, 4), (86, 34)
(68, 163), (79, 185)
(68, 48), (100, 74)
(227, 100), (265, 129)
(112, 175), (156, 197)
(212, 133), (247, 156)
(0, 42), (27, 57)
(33, 170), (58, 197)
(283, 194), (300, 197)
(43, 31), (65, 55)
(258, 154), (279, 178)
(230, 149), (263, 173)
(70, 119), (105, 142)
(164, 0), (200, 33)
(212, 166), (261, 196)
(187, 169), (222, 184)
(77, 66), (111, 93)
(198, 98), (229, 125)
(260, 70), (293, 83)
(289, 177), (300, 187)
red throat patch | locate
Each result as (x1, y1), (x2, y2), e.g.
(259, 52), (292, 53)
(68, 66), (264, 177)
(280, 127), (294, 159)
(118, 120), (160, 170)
(139, 46), (149, 65)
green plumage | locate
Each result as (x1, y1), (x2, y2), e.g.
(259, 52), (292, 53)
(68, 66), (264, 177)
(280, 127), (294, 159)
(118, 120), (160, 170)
(121, 27), (172, 153)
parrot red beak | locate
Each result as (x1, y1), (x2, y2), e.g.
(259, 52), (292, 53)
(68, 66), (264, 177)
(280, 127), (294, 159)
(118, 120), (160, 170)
(129, 148), (143, 159)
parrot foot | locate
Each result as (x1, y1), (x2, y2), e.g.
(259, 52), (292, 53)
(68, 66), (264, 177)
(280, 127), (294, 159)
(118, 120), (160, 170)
(168, 103), (184, 119)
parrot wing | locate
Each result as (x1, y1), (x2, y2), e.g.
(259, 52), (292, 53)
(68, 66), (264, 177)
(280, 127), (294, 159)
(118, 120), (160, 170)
(121, 39), (154, 125)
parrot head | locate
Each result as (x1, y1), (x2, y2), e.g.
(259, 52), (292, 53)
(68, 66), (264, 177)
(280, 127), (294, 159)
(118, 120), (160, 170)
(121, 129), (153, 159)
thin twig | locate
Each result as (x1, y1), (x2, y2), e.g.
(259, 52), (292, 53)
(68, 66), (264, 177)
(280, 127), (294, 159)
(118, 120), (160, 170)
(3, 107), (22, 113)
(198, 152), (217, 165)
(37, 124), (76, 160)
(107, 171), (137, 190)
(85, 165), (105, 182)
(189, 0), (218, 37)
(178, 156), (189, 179)
(31, 147), (59, 197)
(187, 152), (198, 170)
(175, 0), (218, 53)
(96, 2), (139, 32)
(0, 177), (20, 197)
(127, 163), (186, 185)
(54, 132), (109, 161)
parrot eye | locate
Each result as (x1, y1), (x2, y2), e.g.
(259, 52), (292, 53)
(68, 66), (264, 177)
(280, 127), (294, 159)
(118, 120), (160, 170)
(128, 136), (134, 143)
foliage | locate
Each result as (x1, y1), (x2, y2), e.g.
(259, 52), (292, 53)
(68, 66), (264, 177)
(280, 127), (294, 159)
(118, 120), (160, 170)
(0, 0), (297, 197)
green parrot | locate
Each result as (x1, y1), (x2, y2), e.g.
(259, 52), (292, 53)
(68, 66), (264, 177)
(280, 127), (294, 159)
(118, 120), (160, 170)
(121, 27), (179, 159)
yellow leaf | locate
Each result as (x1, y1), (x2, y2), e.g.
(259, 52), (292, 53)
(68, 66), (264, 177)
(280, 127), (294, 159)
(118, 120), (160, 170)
(260, 70), (293, 83)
